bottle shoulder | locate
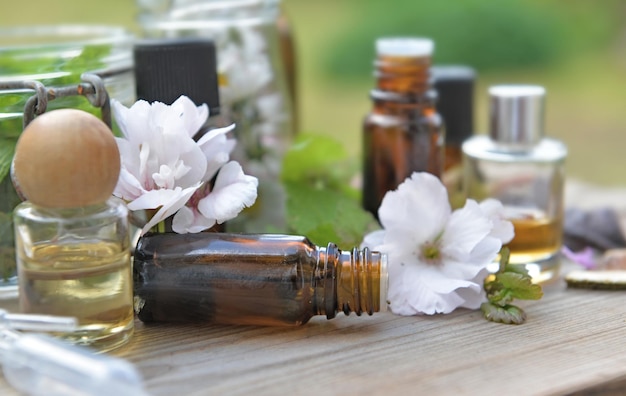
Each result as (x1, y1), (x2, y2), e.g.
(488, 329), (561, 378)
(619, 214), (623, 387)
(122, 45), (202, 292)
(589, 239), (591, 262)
(462, 135), (567, 163)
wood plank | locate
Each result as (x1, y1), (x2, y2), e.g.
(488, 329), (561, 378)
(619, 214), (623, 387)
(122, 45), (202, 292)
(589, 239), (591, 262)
(1, 269), (624, 396)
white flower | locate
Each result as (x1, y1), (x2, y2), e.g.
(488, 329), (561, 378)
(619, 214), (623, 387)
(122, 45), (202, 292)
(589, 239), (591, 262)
(361, 172), (514, 316)
(171, 161), (258, 233)
(112, 95), (258, 235)
(217, 27), (274, 104)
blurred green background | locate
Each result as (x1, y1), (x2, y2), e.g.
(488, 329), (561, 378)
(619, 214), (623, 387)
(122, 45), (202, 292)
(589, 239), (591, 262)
(2, 0), (625, 185)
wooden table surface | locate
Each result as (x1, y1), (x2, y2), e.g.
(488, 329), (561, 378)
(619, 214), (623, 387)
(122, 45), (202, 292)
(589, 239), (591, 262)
(2, 180), (626, 395)
(1, 260), (625, 396)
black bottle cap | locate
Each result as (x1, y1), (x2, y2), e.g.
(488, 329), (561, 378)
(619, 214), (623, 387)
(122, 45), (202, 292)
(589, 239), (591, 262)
(432, 65), (475, 145)
(133, 38), (221, 115)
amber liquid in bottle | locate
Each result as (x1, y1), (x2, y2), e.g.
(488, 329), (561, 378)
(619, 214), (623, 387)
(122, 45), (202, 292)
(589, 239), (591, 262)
(14, 200), (134, 352)
(133, 232), (387, 326)
(505, 209), (563, 264)
(362, 40), (444, 217)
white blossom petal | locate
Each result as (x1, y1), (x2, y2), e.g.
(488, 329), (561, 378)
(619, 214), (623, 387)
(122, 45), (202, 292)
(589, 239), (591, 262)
(441, 199), (493, 260)
(379, 172), (450, 242)
(171, 205), (217, 234)
(197, 161), (258, 223)
(128, 185), (200, 235)
(171, 95), (209, 138)
(479, 199), (515, 244)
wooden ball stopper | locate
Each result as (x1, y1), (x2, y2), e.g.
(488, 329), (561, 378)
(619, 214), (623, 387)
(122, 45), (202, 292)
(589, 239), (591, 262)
(13, 109), (121, 208)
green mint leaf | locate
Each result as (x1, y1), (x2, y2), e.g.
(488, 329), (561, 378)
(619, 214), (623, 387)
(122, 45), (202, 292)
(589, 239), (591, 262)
(481, 302), (527, 325)
(0, 140), (14, 183)
(486, 288), (514, 306)
(497, 272), (544, 300)
(483, 247), (543, 324)
(497, 247), (510, 273)
(503, 263), (531, 277)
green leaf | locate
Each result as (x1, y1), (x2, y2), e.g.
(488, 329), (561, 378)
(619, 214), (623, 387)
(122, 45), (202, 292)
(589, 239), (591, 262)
(0, 140), (14, 183)
(278, 132), (378, 248)
(483, 247), (543, 324)
(486, 288), (514, 306)
(284, 181), (378, 249)
(281, 133), (348, 182)
(503, 263), (531, 277)
(281, 133), (359, 200)
(497, 247), (510, 273)
(496, 272), (544, 300)
(481, 302), (527, 325)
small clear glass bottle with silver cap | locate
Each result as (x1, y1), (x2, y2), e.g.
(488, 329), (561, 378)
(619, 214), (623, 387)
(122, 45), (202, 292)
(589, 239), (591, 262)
(462, 85), (567, 283)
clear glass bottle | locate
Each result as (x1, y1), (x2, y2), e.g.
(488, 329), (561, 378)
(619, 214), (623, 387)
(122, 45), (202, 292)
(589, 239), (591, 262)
(0, 25), (134, 301)
(362, 37), (444, 218)
(13, 200), (134, 352)
(133, 232), (388, 326)
(11, 108), (134, 352)
(462, 85), (567, 283)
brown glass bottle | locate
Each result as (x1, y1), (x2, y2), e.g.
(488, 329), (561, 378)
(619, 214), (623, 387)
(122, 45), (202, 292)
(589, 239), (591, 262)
(362, 38), (444, 217)
(133, 232), (388, 326)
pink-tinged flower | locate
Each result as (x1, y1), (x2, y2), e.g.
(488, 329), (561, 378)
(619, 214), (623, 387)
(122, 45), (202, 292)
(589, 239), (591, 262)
(361, 172), (514, 315)
(111, 95), (257, 234)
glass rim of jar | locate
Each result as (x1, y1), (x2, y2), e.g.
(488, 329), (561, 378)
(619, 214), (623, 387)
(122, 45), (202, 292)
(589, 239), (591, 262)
(0, 25), (133, 50)
(139, 0), (280, 27)
(144, 0), (280, 17)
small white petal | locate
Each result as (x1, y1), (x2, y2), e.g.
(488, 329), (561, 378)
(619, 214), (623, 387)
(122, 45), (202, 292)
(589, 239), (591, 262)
(113, 168), (144, 201)
(133, 185), (201, 235)
(197, 162), (258, 223)
(479, 198), (515, 244)
(171, 96), (209, 138)
(441, 200), (492, 259)
(171, 205), (217, 234)
(379, 172), (450, 243)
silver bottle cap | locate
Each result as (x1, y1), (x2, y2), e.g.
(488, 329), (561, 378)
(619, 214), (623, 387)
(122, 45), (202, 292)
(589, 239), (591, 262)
(489, 85), (545, 146)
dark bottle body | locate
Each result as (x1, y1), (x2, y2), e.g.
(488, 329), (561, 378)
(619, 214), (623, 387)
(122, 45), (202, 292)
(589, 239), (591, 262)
(133, 232), (387, 326)
(362, 38), (444, 217)
(362, 92), (443, 215)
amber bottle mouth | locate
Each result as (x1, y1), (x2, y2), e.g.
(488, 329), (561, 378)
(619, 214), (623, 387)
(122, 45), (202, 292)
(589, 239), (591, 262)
(334, 247), (389, 316)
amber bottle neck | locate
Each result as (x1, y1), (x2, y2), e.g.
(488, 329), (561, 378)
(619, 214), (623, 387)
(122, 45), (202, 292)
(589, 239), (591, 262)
(375, 53), (432, 94)
(315, 243), (388, 319)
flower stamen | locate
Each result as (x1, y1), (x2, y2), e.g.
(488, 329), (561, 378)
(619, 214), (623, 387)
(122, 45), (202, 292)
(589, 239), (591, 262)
(419, 241), (442, 265)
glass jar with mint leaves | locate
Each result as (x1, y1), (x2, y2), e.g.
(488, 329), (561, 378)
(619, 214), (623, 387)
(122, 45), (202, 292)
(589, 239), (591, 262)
(0, 25), (134, 300)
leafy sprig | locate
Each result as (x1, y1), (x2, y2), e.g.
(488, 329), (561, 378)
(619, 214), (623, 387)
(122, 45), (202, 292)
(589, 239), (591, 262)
(481, 248), (543, 324)
(280, 133), (378, 248)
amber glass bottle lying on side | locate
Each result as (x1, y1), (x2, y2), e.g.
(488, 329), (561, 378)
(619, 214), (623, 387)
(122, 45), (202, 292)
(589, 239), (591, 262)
(133, 232), (388, 326)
